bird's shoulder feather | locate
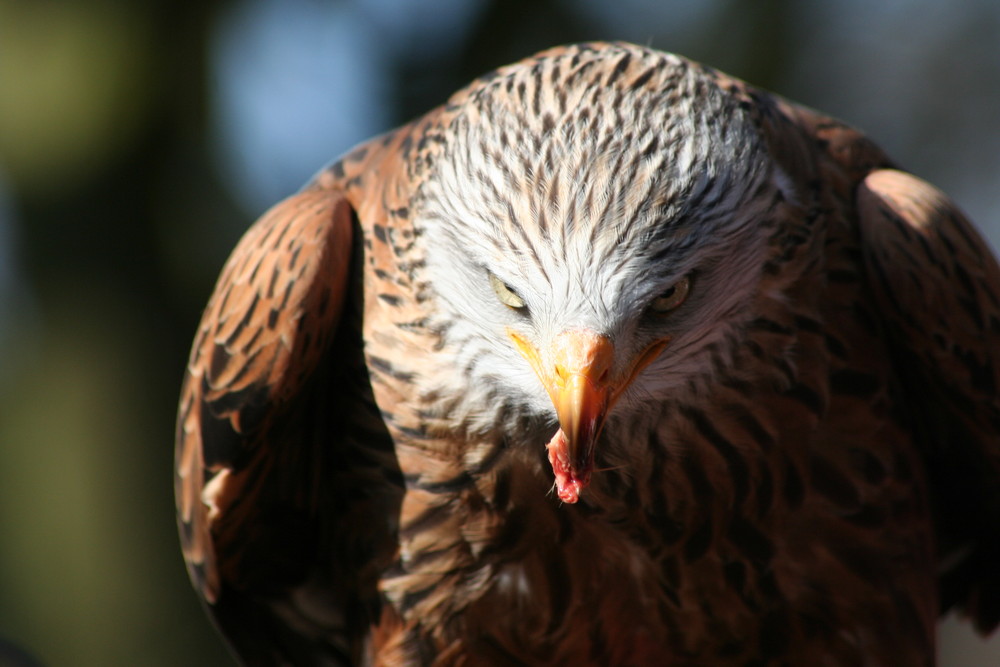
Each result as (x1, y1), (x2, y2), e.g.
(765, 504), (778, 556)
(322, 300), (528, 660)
(175, 133), (398, 663)
(857, 169), (1000, 633)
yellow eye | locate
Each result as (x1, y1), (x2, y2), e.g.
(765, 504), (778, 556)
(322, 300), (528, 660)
(650, 276), (690, 313)
(490, 273), (526, 310)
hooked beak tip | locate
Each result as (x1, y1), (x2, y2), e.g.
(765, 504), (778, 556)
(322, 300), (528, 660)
(553, 372), (609, 471)
(509, 327), (668, 501)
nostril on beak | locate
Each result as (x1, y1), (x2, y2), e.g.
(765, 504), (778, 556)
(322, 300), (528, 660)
(549, 329), (615, 389)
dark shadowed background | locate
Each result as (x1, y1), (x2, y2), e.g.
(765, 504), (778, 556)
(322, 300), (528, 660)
(1, 1), (998, 664)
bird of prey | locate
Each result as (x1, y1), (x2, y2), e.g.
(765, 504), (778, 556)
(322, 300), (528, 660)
(176, 42), (1000, 665)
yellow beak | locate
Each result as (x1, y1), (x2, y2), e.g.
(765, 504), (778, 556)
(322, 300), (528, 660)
(508, 328), (668, 501)
(542, 330), (614, 472)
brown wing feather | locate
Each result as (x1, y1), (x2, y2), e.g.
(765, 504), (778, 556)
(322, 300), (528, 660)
(857, 169), (1000, 633)
(175, 186), (356, 658)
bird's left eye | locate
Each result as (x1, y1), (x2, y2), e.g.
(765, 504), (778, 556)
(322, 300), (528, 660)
(489, 273), (527, 310)
(649, 276), (691, 314)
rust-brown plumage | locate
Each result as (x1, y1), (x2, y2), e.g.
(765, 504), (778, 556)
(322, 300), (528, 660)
(176, 43), (1000, 665)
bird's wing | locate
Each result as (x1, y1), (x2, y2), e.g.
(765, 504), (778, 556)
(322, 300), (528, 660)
(724, 79), (1000, 633)
(857, 169), (1000, 634)
(175, 175), (376, 664)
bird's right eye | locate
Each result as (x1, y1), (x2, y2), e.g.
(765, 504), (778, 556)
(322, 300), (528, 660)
(489, 273), (527, 310)
(649, 275), (691, 314)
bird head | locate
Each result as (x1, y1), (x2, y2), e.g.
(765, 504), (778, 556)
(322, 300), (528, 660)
(412, 43), (795, 502)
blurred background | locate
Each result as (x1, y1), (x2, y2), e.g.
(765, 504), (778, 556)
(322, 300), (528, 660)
(0, 0), (998, 664)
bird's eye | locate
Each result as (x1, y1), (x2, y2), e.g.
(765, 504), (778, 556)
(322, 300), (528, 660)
(649, 276), (691, 314)
(489, 273), (527, 310)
